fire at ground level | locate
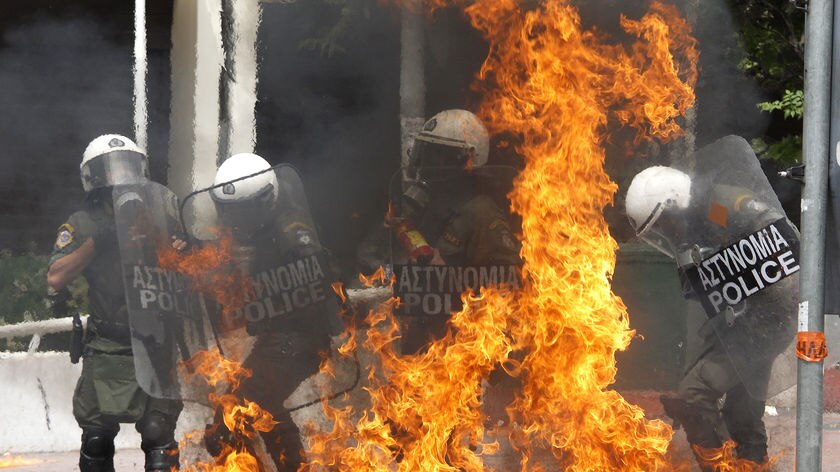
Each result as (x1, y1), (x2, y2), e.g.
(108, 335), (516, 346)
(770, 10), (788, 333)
(4, 406), (840, 471)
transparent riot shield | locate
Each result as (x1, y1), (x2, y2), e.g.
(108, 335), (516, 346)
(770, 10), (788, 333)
(114, 182), (208, 399)
(387, 165), (522, 354)
(179, 163), (342, 346)
(641, 136), (799, 399)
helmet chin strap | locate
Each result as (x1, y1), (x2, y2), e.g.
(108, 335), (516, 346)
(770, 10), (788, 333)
(636, 201), (664, 236)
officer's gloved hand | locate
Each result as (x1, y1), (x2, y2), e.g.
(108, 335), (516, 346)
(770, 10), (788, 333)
(91, 222), (117, 251)
(171, 232), (193, 252)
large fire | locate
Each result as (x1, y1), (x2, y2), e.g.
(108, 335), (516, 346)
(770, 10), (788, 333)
(305, 0), (701, 471)
(158, 230), (254, 321)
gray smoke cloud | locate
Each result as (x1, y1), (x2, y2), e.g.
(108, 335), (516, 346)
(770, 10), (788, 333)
(0, 15), (133, 250)
(0, 1), (787, 256)
(253, 3), (404, 274)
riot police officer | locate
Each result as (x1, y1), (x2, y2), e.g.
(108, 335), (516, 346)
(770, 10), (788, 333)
(47, 134), (182, 472)
(202, 153), (335, 471)
(390, 109), (521, 353)
(624, 137), (799, 468)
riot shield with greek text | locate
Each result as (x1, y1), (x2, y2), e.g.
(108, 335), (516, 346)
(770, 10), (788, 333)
(115, 182), (208, 399)
(641, 136), (799, 399)
(180, 163), (341, 344)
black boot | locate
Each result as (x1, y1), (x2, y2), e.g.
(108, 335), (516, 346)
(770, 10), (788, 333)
(79, 452), (115, 472)
(144, 441), (180, 471)
(661, 395), (723, 472)
(736, 442), (768, 465)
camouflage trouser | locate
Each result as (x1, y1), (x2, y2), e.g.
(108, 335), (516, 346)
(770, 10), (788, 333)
(73, 351), (182, 440)
(677, 341), (768, 461)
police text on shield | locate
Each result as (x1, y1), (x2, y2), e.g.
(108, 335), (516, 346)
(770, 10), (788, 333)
(129, 265), (189, 315)
(234, 254), (328, 323)
(690, 220), (799, 315)
(394, 264), (521, 316)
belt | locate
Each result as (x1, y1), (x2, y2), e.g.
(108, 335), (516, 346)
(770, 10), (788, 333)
(90, 319), (132, 345)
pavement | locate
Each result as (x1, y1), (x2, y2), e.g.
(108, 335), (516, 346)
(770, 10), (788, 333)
(3, 410), (839, 471)
(0, 450), (144, 472)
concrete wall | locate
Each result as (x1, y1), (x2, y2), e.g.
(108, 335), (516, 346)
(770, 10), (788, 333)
(0, 351), (212, 453)
(0, 352), (141, 453)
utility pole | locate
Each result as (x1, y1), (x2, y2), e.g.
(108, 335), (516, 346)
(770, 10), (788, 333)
(796, 0), (834, 470)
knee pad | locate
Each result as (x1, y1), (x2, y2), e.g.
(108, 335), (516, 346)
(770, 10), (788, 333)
(138, 413), (175, 448)
(81, 429), (116, 458)
(79, 429), (115, 472)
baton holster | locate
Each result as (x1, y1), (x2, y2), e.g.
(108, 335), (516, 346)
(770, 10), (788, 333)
(70, 312), (85, 364)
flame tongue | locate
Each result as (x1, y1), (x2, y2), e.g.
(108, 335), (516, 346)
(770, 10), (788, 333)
(309, 0), (697, 470)
(692, 441), (779, 471)
(0, 454), (41, 469)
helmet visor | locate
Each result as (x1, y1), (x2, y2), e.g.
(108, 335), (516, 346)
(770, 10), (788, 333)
(212, 185), (275, 237)
(636, 206), (688, 259)
(412, 140), (470, 168)
(82, 151), (149, 192)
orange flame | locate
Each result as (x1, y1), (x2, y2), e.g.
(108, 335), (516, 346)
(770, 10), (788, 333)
(332, 281), (348, 303)
(692, 441), (780, 471)
(179, 349), (279, 471)
(0, 454), (41, 469)
(161, 237), (277, 471)
(359, 266), (389, 287)
(158, 229), (255, 321)
(308, 0), (697, 470)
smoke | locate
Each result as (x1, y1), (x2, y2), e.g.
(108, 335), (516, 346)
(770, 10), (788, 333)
(253, 3), (403, 275)
(0, 1), (782, 256)
(689, 0), (772, 146)
(0, 15), (132, 250)
(0, 2), (175, 253)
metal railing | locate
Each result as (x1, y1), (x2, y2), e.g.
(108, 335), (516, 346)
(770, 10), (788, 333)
(0, 316), (88, 353)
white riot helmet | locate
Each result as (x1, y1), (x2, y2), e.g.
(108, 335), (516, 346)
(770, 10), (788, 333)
(210, 153), (279, 235)
(625, 166), (692, 257)
(412, 109), (491, 169)
(80, 134), (149, 192)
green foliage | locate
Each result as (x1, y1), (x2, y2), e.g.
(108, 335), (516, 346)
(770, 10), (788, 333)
(751, 135), (802, 165)
(727, 0), (805, 164)
(0, 248), (87, 351)
(298, 0), (378, 57)
(757, 89), (803, 119)
(728, 0), (805, 94)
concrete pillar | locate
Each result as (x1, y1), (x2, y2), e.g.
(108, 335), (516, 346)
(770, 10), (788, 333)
(167, 0), (261, 237)
(167, 0), (223, 238)
(134, 0), (148, 150)
(221, 0), (261, 158)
